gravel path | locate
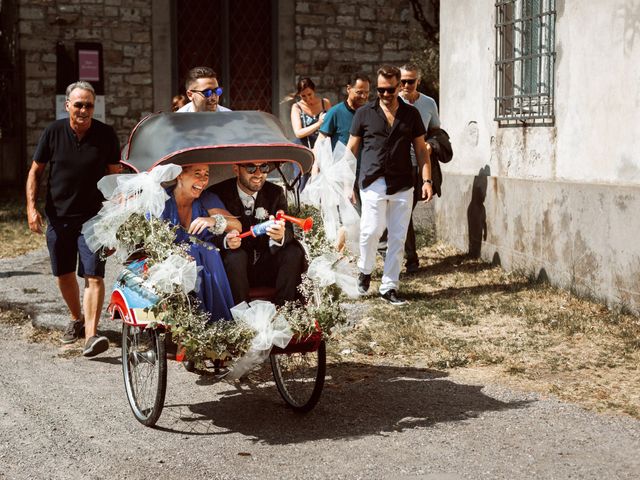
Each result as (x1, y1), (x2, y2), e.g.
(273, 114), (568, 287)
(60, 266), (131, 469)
(0, 320), (639, 479)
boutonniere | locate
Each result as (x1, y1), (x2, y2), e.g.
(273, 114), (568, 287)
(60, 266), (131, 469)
(254, 207), (269, 221)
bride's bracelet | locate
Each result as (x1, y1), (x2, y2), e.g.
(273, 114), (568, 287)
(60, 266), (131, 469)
(209, 214), (227, 235)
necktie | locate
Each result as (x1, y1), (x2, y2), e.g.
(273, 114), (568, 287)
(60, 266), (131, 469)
(243, 196), (254, 216)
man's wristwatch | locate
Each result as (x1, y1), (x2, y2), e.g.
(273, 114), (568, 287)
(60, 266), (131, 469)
(423, 179), (433, 185)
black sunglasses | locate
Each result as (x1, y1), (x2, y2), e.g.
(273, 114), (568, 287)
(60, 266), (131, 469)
(241, 163), (271, 174)
(72, 101), (94, 109)
(190, 87), (223, 98)
(400, 79), (417, 85)
(376, 85), (399, 95)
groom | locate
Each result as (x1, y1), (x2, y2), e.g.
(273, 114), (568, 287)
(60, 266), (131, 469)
(203, 161), (306, 306)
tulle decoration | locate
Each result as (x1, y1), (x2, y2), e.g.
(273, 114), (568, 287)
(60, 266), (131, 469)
(307, 252), (360, 299)
(143, 253), (199, 294)
(82, 164), (183, 259)
(301, 138), (360, 254)
(226, 300), (293, 380)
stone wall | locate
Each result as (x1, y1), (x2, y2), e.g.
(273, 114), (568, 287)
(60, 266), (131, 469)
(17, 0), (431, 165)
(294, 0), (418, 104)
(19, 0), (153, 159)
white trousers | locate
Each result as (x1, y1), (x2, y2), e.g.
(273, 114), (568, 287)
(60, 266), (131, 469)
(358, 178), (414, 294)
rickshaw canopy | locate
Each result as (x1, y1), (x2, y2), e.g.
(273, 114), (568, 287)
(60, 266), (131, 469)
(120, 111), (314, 182)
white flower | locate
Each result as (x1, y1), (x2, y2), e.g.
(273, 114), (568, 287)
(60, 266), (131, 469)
(254, 207), (269, 220)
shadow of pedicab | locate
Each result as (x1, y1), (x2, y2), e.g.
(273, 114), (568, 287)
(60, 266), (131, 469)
(154, 361), (532, 443)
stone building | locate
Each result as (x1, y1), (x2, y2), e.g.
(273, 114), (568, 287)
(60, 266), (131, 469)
(0, 0), (436, 186)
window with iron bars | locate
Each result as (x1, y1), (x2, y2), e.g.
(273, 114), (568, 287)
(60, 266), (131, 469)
(495, 0), (556, 126)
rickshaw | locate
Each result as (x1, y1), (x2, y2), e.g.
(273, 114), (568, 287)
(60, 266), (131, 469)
(107, 111), (326, 427)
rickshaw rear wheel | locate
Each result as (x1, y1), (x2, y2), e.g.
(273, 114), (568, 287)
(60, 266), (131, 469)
(122, 324), (167, 427)
(270, 340), (326, 413)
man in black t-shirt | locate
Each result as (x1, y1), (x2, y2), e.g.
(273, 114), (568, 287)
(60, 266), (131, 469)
(26, 81), (121, 357)
(347, 65), (433, 306)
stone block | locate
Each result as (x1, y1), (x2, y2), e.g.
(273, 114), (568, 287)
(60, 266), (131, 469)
(110, 106), (129, 116)
(105, 7), (119, 17)
(127, 74), (152, 86)
(19, 22), (33, 35)
(301, 38), (317, 50)
(344, 30), (363, 41)
(19, 7), (45, 21)
(131, 31), (150, 43)
(104, 49), (124, 65)
(338, 4), (355, 15)
(133, 58), (151, 73)
(360, 6), (376, 21)
(123, 44), (143, 58)
(304, 26), (322, 37)
(336, 16), (354, 27)
(296, 2), (310, 13)
(296, 14), (326, 26)
(112, 28), (132, 42)
(313, 4), (336, 16)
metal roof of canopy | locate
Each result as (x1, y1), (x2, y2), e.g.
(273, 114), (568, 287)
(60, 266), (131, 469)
(120, 111), (314, 182)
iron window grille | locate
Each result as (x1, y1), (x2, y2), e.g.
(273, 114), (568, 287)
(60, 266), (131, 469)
(495, 0), (556, 126)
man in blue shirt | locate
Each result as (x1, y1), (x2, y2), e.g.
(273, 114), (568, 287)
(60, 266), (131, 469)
(319, 73), (371, 150)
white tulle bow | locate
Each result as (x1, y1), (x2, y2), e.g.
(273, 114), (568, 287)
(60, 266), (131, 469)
(226, 300), (293, 380)
(301, 138), (360, 254)
(143, 253), (199, 294)
(82, 164), (183, 258)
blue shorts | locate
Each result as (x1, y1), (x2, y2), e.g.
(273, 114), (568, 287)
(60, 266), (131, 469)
(45, 217), (105, 278)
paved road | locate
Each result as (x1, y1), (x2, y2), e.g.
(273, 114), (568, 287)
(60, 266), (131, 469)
(1, 249), (640, 479)
(1, 321), (639, 480)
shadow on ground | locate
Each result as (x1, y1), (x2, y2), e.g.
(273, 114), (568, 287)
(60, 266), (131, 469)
(154, 361), (532, 443)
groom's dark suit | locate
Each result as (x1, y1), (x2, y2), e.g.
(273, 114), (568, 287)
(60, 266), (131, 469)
(206, 178), (305, 306)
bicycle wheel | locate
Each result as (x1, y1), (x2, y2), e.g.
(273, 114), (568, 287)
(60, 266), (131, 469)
(122, 324), (167, 427)
(270, 340), (326, 413)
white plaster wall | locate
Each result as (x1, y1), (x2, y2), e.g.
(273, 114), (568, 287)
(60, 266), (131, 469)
(555, 0), (640, 184)
(439, 0), (494, 176)
(441, 0), (640, 184)
(438, 1), (640, 311)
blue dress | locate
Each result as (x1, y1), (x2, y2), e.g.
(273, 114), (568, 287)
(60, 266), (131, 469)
(161, 190), (235, 322)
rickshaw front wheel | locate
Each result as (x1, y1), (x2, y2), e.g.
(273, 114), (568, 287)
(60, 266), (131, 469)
(122, 324), (167, 427)
(270, 340), (326, 413)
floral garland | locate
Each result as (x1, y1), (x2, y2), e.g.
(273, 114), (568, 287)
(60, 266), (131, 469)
(114, 203), (347, 367)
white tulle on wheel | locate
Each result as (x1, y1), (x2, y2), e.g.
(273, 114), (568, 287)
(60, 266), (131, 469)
(82, 164), (183, 259)
(301, 138), (360, 255)
(226, 300), (293, 380)
(307, 252), (360, 299)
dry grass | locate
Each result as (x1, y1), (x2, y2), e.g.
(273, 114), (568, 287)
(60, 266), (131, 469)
(0, 191), (45, 258)
(333, 243), (640, 419)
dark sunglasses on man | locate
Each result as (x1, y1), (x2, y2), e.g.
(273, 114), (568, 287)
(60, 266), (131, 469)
(376, 85), (399, 95)
(400, 78), (417, 85)
(190, 87), (223, 98)
(240, 163), (271, 174)
(72, 101), (95, 110)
